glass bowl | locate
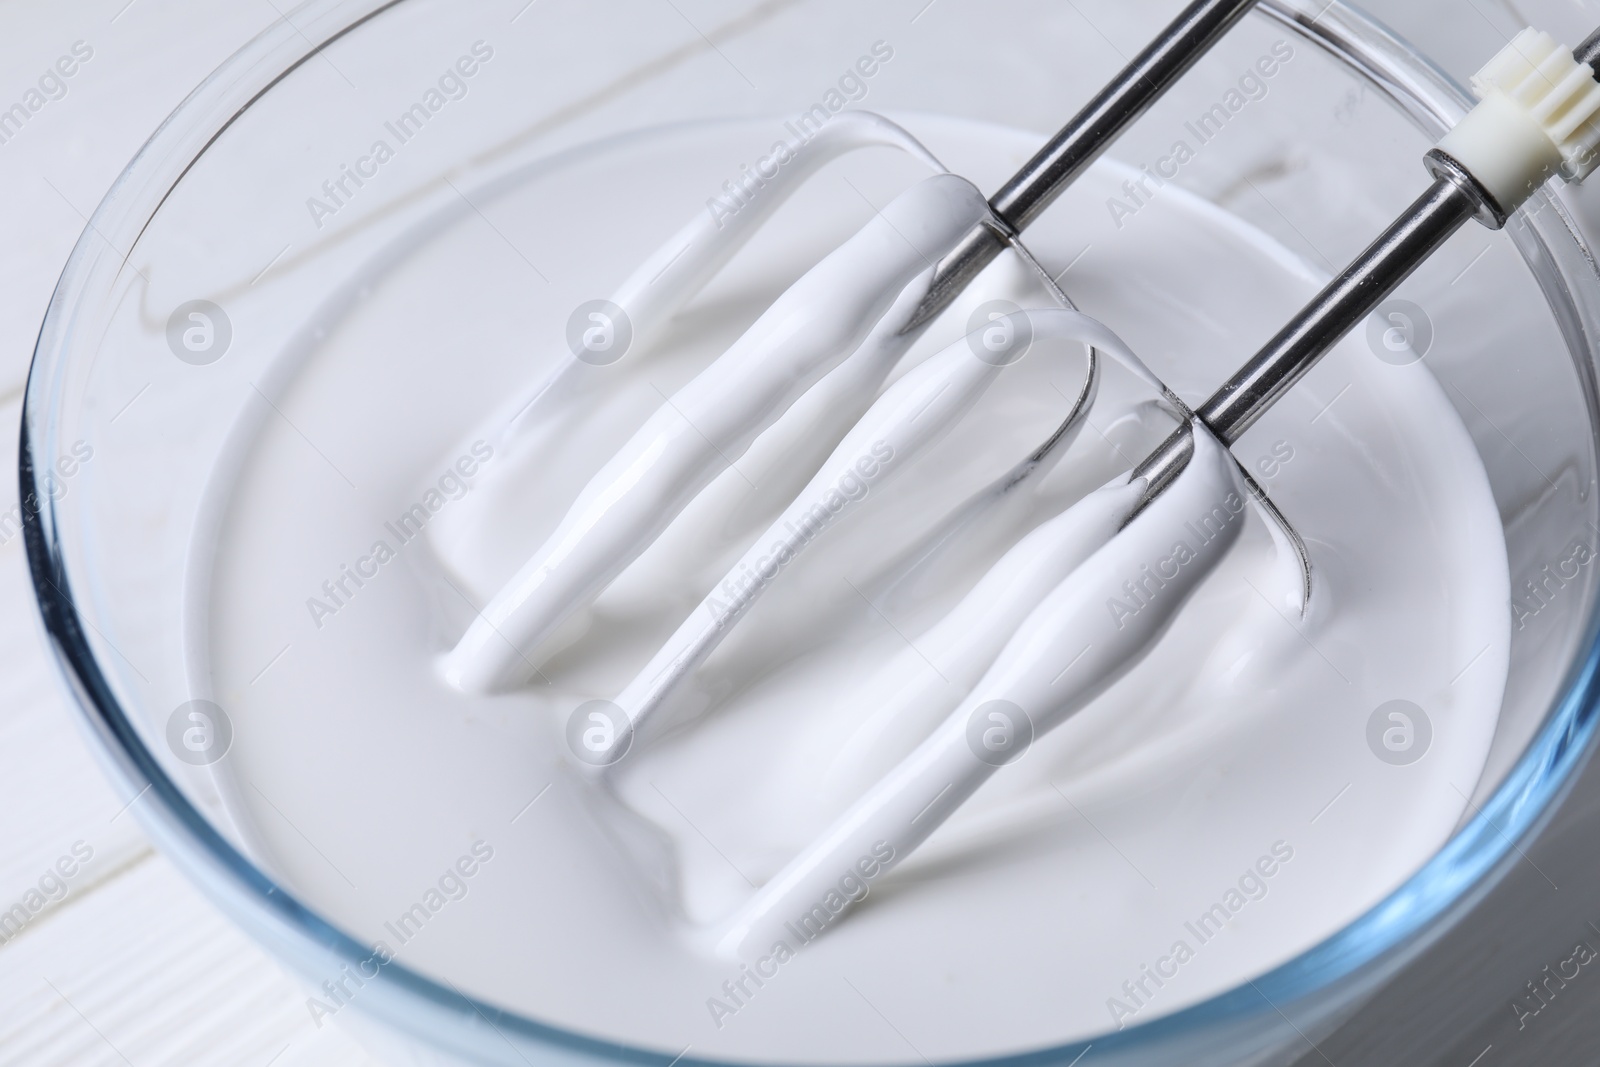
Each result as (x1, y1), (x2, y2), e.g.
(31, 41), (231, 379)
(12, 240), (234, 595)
(21, 0), (1600, 1063)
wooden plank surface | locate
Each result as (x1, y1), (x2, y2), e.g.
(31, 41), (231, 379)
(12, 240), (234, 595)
(0, 4), (384, 1061)
(5, 2), (1600, 1066)
(0, 394), (379, 1065)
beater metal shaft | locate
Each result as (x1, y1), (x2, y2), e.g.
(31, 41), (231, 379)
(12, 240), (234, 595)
(1133, 172), (1484, 494)
(1198, 177), (1480, 442)
(902, 0), (1260, 333)
(1128, 19), (1600, 502)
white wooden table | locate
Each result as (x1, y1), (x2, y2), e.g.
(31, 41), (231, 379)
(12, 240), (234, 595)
(0, 2), (377, 1062)
(3, 2), (1597, 1065)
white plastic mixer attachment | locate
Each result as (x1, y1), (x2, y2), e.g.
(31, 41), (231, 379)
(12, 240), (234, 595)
(440, 172), (990, 693)
(708, 423), (1247, 960)
(596, 309), (1173, 764)
(427, 112), (951, 605)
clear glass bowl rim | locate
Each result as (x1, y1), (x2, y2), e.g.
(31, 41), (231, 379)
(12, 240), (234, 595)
(19, 0), (1600, 1063)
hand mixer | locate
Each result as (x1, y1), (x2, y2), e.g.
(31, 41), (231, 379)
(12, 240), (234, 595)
(436, 2), (1600, 957)
(437, 0), (1272, 700)
(708, 23), (1600, 960)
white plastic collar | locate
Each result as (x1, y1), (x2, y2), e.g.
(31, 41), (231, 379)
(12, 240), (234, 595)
(1435, 28), (1600, 214)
